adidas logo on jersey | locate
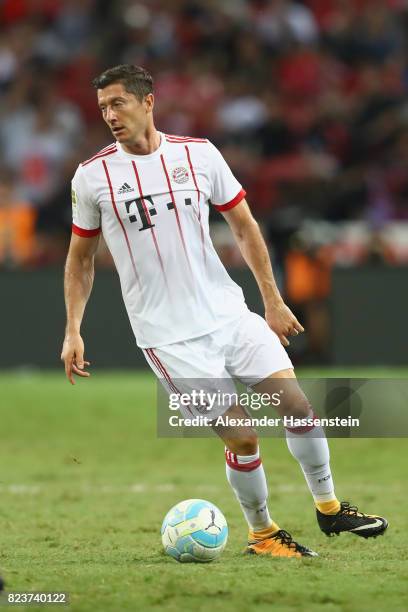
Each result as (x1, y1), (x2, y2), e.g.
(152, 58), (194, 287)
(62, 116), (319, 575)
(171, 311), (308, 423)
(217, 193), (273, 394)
(117, 182), (134, 194)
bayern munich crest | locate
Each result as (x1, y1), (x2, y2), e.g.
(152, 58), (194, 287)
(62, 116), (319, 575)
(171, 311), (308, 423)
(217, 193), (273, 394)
(172, 166), (189, 184)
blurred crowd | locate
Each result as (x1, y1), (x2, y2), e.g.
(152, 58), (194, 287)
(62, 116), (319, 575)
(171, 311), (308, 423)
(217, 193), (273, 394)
(0, 0), (407, 276)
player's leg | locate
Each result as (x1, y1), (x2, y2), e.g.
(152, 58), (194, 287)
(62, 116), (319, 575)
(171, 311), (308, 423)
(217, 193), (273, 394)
(144, 338), (317, 557)
(212, 403), (317, 557)
(253, 368), (388, 538)
(229, 311), (388, 539)
(213, 403), (274, 533)
(254, 369), (340, 511)
(143, 339), (299, 555)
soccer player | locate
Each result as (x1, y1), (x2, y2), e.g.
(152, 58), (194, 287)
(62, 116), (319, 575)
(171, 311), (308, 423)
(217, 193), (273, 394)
(61, 65), (388, 558)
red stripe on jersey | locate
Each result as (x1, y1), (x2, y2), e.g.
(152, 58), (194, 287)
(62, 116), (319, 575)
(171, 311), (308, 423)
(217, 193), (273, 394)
(72, 224), (101, 237)
(145, 349), (181, 395)
(86, 142), (116, 158)
(102, 159), (140, 285)
(131, 161), (168, 285)
(213, 188), (247, 212)
(82, 146), (117, 167)
(165, 134), (207, 142)
(160, 154), (193, 275)
(166, 138), (208, 144)
(166, 137), (207, 141)
(165, 133), (191, 139)
(99, 142), (117, 153)
(82, 143), (116, 163)
(185, 145), (206, 265)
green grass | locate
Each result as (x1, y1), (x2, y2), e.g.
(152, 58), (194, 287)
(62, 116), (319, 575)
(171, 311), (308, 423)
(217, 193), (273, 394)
(0, 370), (407, 612)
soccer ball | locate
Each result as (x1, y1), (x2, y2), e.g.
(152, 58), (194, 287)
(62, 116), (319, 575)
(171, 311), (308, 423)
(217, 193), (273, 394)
(161, 499), (228, 563)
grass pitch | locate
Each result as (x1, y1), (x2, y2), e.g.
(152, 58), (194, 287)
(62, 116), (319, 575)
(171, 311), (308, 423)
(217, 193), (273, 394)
(0, 370), (406, 612)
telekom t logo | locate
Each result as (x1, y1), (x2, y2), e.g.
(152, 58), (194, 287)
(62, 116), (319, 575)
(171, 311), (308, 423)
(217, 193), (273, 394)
(125, 196), (192, 231)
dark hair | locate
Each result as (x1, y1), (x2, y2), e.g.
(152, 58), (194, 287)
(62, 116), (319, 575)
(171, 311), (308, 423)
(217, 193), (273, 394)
(92, 65), (153, 100)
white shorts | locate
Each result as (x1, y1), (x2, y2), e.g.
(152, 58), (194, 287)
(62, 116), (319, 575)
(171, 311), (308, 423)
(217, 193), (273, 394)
(143, 310), (293, 419)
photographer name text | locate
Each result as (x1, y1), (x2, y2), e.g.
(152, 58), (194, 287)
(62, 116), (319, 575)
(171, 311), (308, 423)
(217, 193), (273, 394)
(168, 415), (360, 428)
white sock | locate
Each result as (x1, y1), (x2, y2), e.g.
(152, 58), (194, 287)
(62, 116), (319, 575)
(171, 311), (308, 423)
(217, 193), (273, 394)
(225, 447), (273, 531)
(285, 414), (337, 502)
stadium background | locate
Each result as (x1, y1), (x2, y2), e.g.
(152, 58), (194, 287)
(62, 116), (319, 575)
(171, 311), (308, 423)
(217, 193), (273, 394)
(0, 1), (407, 611)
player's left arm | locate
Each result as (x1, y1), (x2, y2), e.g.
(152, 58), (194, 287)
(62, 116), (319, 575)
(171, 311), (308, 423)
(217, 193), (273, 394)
(222, 198), (304, 346)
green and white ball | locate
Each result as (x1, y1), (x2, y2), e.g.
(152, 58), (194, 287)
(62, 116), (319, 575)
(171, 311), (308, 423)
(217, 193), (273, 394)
(161, 499), (228, 563)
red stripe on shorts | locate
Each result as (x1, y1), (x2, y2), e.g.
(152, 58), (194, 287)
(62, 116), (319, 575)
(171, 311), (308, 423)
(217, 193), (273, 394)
(145, 349), (180, 395)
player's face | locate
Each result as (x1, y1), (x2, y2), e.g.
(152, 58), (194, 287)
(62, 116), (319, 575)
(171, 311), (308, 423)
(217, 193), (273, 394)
(97, 83), (154, 144)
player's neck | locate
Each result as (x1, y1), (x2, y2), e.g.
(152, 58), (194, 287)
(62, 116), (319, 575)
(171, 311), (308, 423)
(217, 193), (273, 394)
(120, 127), (161, 156)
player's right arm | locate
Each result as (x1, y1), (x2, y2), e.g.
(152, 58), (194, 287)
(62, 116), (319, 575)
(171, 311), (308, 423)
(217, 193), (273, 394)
(61, 233), (100, 384)
(62, 164), (101, 384)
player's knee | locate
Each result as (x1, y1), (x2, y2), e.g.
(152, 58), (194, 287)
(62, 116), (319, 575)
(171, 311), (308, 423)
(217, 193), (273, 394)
(283, 394), (311, 419)
(228, 434), (258, 456)
(291, 402), (312, 419)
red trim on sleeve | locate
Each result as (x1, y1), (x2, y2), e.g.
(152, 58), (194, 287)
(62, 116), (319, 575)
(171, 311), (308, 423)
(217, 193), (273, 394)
(72, 224), (101, 237)
(213, 188), (247, 212)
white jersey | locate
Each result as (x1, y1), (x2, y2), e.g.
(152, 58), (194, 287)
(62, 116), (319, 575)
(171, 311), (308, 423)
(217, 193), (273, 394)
(71, 132), (248, 348)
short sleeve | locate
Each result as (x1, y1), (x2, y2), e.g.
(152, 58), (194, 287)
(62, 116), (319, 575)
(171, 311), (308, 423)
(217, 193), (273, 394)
(71, 165), (101, 237)
(208, 142), (246, 212)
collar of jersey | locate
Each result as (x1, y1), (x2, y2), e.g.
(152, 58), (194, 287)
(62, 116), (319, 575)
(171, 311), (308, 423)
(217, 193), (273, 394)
(116, 132), (166, 161)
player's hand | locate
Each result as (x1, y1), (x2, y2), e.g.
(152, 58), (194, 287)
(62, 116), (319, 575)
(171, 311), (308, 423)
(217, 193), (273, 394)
(265, 301), (304, 347)
(60, 332), (91, 385)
